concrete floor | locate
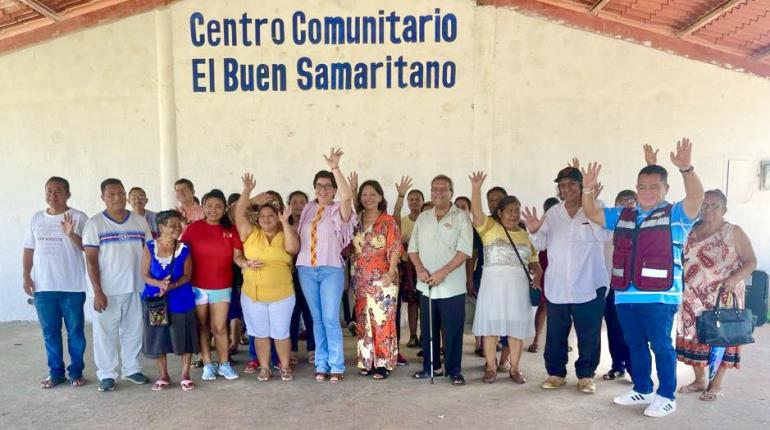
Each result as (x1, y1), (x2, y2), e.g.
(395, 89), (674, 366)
(1, 319), (768, 430)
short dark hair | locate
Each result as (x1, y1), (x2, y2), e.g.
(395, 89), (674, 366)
(128, 187), (145, 195)
(431, 174), (454, 193)
(201, 189), (232, 229)
(227, 193), (240, 206)
(174, 178), (194, 191)
(100, 178), (124, 194)
(454, 196), (471, 208)
(638, 165), (668, 184)
(156, 209), (182, 227)
(407, 189), (425, 201)
(266, 190), (285, 211)
(491, 195), (521, 224)
(543, 197), (560, 212)
(288, 190), (309, 204)
(615, 189), (637, 203)
(486, 186), (507, 198)
(313, 170), (337, 189)
(357, 180), (388, 212)
(45, 176), (70, 194)
(420, 202), (434, 211)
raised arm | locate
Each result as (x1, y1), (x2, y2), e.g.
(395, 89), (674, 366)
(644, 144), (659, 166)
(468, 171), (487, 227)
(580, 162), (606, 227)
(235, 173), (257, 242)
(279, 207), (300, 255)
(669, 137), (704, 220)
(392, 176), (412, 225)
(324, 148), (353, 222)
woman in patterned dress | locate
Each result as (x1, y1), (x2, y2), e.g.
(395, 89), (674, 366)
(676, 189), (756, 401)
(352, 180), (402, 379)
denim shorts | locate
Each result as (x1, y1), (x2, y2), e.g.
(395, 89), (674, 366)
(193, 287), (232, 305)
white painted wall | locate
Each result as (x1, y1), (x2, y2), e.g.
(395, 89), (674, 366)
(1, 0), (768, 321)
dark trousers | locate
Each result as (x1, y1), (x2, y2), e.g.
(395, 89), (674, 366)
(604, 289), (631, 374)
(419, 292), (465, 377)
(289, 278), (315, 352)
(544, 287), (605, 378)
(616, 303), (678, 400)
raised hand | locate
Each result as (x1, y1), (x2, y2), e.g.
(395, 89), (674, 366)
(670, 137), (693, 170)
(521, 207), (544, 233)
(323, 147), (344, 170)
(594, 181), (604, 199)
(241, 173), (256, 193)
(252, 192), (274, 206)
(348, 171), (358, 194)
(643, 144), (659, 166)
(60, 213), (75, 236)
(568, 157), (580, 169)
(468, 171), (487, 189)
(279, 206), (292, 224)
(395, 176), (413, 196)
(580, 162), (602, 191)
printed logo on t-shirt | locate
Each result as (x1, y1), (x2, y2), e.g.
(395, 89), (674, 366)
(223, 231), (233, 239)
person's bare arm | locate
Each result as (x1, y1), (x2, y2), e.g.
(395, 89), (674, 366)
(669, 138), (704, 220)
(279, 207), (300, 255)
(469, 171), (486, 227)
(324, 148), (354, 222)
(85, 247), (108, 312)
(722, 226), (757, 293)
(392, 176), (412, 225)
(22, 248), (35, 296)
(235, 173), (257, 242)
(425, 252), (470, 287)
(580, 162), (606, 227)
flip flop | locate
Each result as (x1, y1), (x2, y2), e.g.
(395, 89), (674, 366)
(699, 391), (723, 401)
(69, 377), (86, 387)
(678, 383), (706, 394)
(151, 380), (170, 391)
(40, 376), (67, 389)
(180, 379), (196, 391)
(329, 373), (344, 383)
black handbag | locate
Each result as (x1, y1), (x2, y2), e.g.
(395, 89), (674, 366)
(146, 240), (179, 327)
(696, 288), (757, 347)
(500, 222), (541, 306)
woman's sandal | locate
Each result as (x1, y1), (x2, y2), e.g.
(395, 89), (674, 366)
(40, 376), (67, 389)
(151, 380), (170, 391)
(359, 369), (372, 376)
(69, 377), (86, 387)
(180, 379), (196, 391)
(244, 360), (259, 374)
(678, 383), (706, 394)
(315, 372), (328, 382)
(509, 369), (527, 384)
(602, 369), (626, 380)
(483, 369), (497, 384)
(329, 373), (344, 383)
(372, 368), (390, 380)
(257, 367), (272, 382)
(279, 367), (293, 382)
(699, 390), (723, 401)
(450, 374), (466, 386)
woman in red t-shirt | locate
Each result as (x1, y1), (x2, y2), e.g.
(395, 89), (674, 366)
(181, 189), (244, 381)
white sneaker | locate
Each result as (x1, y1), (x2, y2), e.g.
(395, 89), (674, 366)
(613, 390), (654, 405)
(644, 396), (677, 418)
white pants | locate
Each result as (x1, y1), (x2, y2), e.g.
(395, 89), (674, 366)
(92, 293), (143, 381)
(241, 293), (295, 340)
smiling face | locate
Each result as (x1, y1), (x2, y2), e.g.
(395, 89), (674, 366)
(175, 183), (195, 206)
(102, 184), (127, 213)
(558, 179), (581, 205)
(158, 216), (183, 240)
(128, 189), (147, 212)
(636, 173), (668, 211)
(360, 184), (383, 211)
(314, 177), (336, 206)
(407, 191), (424, 213)
(699, 193), (726, 223)
(45, 181), (70, 212)
(289, 193), (308, 218)
(203, 196), (226, 224)
(257, 205), (280, 233)
(497, 201), (521, 230)
(430, 178), (453, 210)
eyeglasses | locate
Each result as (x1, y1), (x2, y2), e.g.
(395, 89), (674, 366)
(701, 203), (723, 210)
(315, 184), (334, 191)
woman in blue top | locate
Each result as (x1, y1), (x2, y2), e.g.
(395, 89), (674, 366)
(141, 210), (198, 391)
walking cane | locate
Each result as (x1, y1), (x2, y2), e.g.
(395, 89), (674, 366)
(428, 285), (434, 384)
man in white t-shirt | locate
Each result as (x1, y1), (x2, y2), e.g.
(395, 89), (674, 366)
(23, 177), (89, 389)
(83, 178), (152, 392)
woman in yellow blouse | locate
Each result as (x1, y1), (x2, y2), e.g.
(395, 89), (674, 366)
(469, 172), (542, 384)
(235, 173), (300, 382)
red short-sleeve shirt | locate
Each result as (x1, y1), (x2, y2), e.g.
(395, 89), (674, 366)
(181, 220), (243, 290)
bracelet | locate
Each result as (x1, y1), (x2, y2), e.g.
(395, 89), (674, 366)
(582, 190), (594, 195)
(679, 166), (694, 174)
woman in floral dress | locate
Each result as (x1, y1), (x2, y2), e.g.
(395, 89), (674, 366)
(352, 180), (402, 379)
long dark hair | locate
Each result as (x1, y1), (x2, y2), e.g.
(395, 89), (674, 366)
(202, 189), (232, 229)
(356, 180), (387, 213)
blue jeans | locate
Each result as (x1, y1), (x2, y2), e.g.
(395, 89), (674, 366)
(297, 266), (345, 374)
(34, 291), (86, 380)
(616, 303), (678, 400)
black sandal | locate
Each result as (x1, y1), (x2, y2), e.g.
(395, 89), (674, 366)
(359, 369), (372, 376)
(372, 367), (390, 380)
(413, 369), (443, 379)
(450, 374), (466, 386)
(602, 369), (626, 380)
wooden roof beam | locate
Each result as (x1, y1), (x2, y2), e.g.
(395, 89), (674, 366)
(18, 0), (62, 22)
(676, 0), (744, 38)
(588, 0), (612, 15)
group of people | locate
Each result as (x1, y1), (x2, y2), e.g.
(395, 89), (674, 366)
(22, 140), (757, 418)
